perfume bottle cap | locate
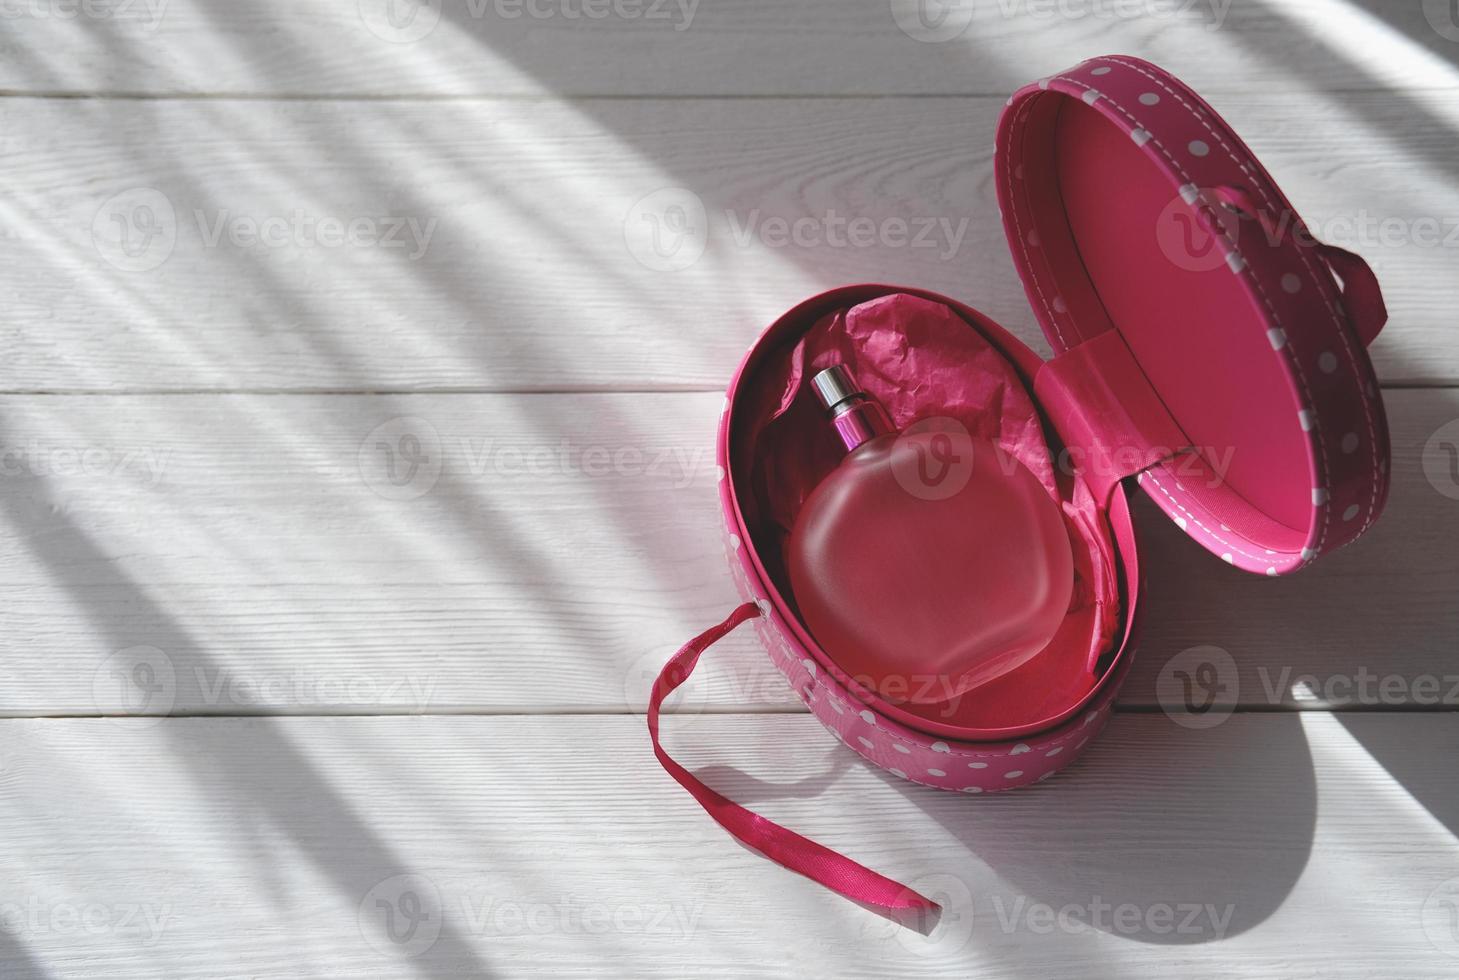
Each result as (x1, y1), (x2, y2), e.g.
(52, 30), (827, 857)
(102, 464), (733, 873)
(810, 365), (862, 412)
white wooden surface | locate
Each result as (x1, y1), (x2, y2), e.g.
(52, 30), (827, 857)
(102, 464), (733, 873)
(2, 2), (1458, 977)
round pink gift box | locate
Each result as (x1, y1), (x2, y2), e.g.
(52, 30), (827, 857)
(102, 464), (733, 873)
(648, 55), (1391, 914)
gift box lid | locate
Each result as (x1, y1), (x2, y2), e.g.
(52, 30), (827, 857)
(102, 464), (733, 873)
(995, 55), (1391, 576)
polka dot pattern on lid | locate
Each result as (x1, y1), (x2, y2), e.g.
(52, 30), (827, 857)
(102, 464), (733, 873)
(993, 55), (1388, 577)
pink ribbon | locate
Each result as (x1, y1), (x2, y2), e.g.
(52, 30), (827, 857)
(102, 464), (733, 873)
(647, 602), (940, 918)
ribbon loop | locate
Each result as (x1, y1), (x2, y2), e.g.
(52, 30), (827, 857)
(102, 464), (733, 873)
(647, 602), (940, 917)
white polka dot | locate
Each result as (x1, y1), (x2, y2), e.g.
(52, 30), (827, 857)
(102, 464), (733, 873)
(729, 533), (741, 550)
(1221, 553), (1234, 564)
(1301, 547), (1317, 561)
(857, 736), (874, 750)
(1343, 504), (1360, 522)
(1037, 78), (1051, 90)
(1131, 128), (1151, 147)
(1266, 566), (1278, 577)
(1046, 746), (1064, 757)
(1139, 92), (1160, 105)
(927, 768), (946, 778)
(1175, 516), (1188, 531)
(859, 709), (876, 726)
(1090, 65), (1111, 76)
(1005, 770), (1025, 779)
(1225, 252), (1246, 274)
(1052, 296), (1068, 314)
(961, 786), (984, 794)
(1027, 229), (1040, 246)
(1178, 183), (1200, 205)
(1341, 432), (1360, 454)
(968, 761), (988, 770)
(890, 768), (907, 779)
(828, 698), (845, 715)
(1010, 743), (1031, 756)
(1282, 273), (1302, 294)
(1188, 139), (1210, 157)
(1083, 711), (1098, 726)
(1014, 163), (1025, 180)
(1313, 487), (1330, 506)
(716, 465), (725, 482)
(1318, 352), (1338, 374)
(1267, 328), (1287, 350)
(801, 659), (817, 677)
(931, 741), (950, 753)
(1082, 89), (1102, 105)
(1298, 409), (1315, 432)
(893, 743), (911, 755)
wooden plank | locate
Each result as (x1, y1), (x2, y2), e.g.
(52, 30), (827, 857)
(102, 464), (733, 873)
(0, 93), (1454, 393)
(0, 0), (1456, 97)
(0, 387), (1452, 714)
(0, 713), (1454, 978)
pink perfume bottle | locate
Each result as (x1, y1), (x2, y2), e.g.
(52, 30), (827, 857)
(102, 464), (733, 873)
(788, 365), (1074, 704)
